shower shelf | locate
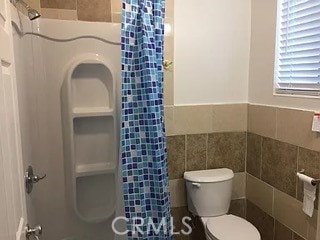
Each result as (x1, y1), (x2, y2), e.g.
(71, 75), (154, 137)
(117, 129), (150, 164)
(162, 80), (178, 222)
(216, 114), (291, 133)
(61, 55), (117, 223)
(75, 163), (116, 177)
(72, 107), (113, 118)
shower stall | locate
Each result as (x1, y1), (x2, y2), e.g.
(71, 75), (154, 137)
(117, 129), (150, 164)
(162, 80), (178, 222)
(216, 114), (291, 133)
(11, 5), (126, 240)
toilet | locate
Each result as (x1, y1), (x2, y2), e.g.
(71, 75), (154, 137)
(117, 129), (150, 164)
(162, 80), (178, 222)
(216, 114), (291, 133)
(184, 168), (260, 240)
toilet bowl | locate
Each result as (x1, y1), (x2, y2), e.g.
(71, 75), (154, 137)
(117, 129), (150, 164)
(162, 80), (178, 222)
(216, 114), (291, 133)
(184, 168), (260, 240)
(202, 215), (260, 240)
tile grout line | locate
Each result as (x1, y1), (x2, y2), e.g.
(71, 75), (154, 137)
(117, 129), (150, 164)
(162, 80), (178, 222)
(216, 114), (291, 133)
(184, 135), (187, 172)
(275, 107), (278, 140)
(272, 185), (275, 223)
(260, 135), (263, 180)
(272, 217), (276, 240)
(247, 172), (275, 192)
(306, 221), (311, 240)
(205, 133), (208, 169)
(245, 132), (247, 173)
(296, 147), (300, 199)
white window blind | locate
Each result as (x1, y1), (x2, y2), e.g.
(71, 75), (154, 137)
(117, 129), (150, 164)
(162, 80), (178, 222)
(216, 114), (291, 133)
(275, 0), (320, 96)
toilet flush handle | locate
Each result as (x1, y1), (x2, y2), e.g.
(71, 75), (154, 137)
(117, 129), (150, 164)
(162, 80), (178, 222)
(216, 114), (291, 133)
(192, 183), (201, 188)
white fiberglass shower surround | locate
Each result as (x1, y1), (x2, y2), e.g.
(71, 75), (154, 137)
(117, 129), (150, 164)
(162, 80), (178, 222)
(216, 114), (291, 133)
(11, 6), (125, 240)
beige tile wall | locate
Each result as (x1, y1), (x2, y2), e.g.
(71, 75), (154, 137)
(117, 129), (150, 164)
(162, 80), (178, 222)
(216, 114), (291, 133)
(248, 104), (320, 152)
(246, 174), (317, 240)
(168, 103), (320, 240)
(167, 132), (247, 177)
(25, 0), (118, 22)
(166, 132), (246, 208)
(24, 0), (173, 26)
(25, 0), (41, 11)
(250, 136), (320, 203)
(246, 200), (275, 240)
(167, 103), (249, 211)
(165, 104), (248, 136)
(167, 131), (247, 208)
(247, 104), (320, 240)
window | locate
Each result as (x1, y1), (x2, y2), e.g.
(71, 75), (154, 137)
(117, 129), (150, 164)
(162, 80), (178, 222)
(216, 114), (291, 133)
(274, 0), (320, 96)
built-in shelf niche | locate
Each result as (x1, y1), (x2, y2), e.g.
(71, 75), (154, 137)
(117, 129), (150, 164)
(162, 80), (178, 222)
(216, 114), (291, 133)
(73, 117), (115, 177)
(76, 174), (115, 222)
(71, 63), (114, 110)
(61, 55), (117, 223)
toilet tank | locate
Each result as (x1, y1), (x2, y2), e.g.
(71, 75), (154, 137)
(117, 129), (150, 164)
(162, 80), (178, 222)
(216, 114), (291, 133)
(184, 168), (234, 217)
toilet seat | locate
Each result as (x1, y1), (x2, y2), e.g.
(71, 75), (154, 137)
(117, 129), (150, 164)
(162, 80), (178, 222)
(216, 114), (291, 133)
(205, 214), (260, 240)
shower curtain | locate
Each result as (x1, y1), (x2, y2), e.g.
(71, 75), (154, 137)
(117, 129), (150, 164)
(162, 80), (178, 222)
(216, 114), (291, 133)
(121, 0), (171, 239)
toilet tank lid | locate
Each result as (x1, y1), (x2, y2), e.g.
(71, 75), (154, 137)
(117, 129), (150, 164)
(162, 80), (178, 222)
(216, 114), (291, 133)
(184, 168), (234, 183)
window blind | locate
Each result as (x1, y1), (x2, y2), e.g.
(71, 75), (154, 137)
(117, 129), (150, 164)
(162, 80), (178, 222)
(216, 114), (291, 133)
(275, 0), (320, 95)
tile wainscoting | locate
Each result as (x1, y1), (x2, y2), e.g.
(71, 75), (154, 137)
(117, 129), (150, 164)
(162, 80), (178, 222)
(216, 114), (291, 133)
(25, 0), (120, 22)
(167, 104), (320, 240)
(164, 104), (248, 136)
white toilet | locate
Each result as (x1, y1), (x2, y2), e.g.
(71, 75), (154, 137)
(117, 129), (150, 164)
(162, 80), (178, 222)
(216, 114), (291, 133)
(184, 168), (261, 240)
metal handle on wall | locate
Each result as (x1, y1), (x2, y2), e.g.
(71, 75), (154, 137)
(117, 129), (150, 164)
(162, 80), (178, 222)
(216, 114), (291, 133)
(163, 60), (173, 70)
(25, 166), (47, 194)
(26, 224), (42, 240)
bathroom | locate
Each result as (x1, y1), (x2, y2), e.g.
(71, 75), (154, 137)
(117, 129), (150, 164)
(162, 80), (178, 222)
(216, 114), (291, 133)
(0, 0), (319, 239)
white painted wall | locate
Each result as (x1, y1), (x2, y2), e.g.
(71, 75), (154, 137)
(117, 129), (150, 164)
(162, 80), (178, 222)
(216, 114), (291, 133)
(248, 0), (320, 111)
(174, 0), (320, 111)
(174, 0), (251, 105)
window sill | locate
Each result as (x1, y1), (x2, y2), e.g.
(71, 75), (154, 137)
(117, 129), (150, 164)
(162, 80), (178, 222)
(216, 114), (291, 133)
(274, 90), (320, 100)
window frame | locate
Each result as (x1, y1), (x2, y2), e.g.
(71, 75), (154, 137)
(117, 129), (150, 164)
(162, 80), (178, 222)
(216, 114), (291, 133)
(273, 0), (320, 98)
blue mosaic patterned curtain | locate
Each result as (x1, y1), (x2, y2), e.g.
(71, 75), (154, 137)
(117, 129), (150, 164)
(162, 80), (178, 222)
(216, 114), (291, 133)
(121, 0), (172, 239)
